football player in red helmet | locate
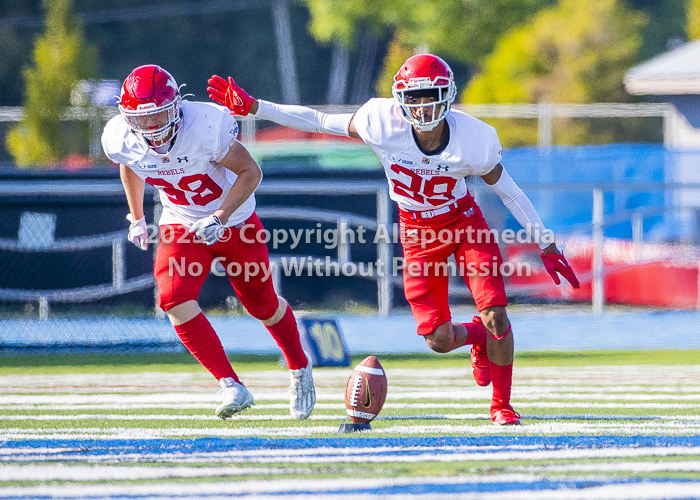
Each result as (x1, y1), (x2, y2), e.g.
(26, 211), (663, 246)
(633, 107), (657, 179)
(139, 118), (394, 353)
(103, 65), (316, 421)
(118, 65), (182, 149)
(209, 54), (580, 426)
(391, 54), (457, 132)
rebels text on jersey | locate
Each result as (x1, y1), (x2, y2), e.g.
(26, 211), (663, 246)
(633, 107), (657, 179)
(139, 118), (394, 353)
(101, 101), (255, 227)
(352, 98), (502, 212)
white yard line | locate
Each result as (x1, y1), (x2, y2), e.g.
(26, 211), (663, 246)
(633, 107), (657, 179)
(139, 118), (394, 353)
(3, 445), (699, 466)
(3, 413), (699, 422)
(3, 418), (700, 440)
(2, 390), (700, 405)
(3, 402), (700, 411)
(0, 476), (699, 500)
(517, 461), (700, 473)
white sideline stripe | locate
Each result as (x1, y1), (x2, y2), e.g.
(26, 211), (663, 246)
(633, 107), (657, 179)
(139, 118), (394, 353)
(0, 413), (350, 421)
(3, 402), (700, 411)
(4, 446), (699, 465)
(3, 419), (700, 439)
(0, 465), (285, 481)
(0, 474), (544, 498)
(388, 391), (700, 401)
(353, 365), (384, 376)
(3, 391), (700, 405)
(518, 461), (700, 473)
(5, 413), (699, 422)
(1, 477), (699, 500)
(1, 365), (699, 387)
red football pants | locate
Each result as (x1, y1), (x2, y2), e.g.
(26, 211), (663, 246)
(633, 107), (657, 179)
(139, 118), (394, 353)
(400, 194), (508, 336)
(154, 212), (278, 321)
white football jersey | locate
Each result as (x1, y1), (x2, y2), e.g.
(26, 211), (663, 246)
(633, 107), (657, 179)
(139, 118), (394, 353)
(102, 100), (255, 227)
(353, 98), (502, 211)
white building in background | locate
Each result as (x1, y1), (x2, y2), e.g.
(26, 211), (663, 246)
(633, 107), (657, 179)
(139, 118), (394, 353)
(625, 39), (700, 243)
(625, 38), (700, 149)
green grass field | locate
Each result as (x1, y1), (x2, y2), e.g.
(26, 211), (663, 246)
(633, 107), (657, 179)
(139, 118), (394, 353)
(1, 350), (699, 498)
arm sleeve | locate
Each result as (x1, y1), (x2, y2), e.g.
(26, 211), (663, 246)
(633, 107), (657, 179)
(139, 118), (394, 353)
(256, 100), (353, 136)
(488, 166), (554, 249)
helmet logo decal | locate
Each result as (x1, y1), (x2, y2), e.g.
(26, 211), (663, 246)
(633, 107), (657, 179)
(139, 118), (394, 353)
(166, 78), (178, 92)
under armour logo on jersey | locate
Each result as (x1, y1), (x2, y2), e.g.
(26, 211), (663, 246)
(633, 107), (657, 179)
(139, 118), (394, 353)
(406, 229), (418, 237)
(177, 156), (189, 163)
(436, 165), (449, 172)
(463, 208), (475, 217)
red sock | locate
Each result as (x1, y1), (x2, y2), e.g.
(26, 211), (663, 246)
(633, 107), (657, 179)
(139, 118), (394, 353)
(173, 313), (238, 382)
(265, 305), (307, 370)
(464, 320), (487, 346)
(490, 362), (513, 410)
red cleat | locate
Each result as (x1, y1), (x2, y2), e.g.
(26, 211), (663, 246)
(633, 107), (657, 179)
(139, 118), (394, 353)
(469, 317), (491, 386)
(491, 406), (522, 425)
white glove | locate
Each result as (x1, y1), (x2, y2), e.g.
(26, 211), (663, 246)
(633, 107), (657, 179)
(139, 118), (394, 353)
(126, 214), (148, 251)
(189, 215), (225, 245)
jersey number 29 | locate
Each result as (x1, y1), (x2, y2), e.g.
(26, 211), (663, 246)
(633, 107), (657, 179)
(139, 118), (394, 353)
(146, 174), (224, 206)
(390, 163), (457, 206)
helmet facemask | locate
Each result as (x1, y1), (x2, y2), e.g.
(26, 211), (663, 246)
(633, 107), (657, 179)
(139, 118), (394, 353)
(119, 96), (181, 149)
(392, 77), (456, 132)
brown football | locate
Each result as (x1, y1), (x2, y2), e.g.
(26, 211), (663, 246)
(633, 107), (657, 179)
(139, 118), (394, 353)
(344, 355), (388, 423)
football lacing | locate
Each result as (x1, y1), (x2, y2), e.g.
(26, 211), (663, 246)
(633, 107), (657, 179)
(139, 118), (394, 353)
(349, 374), (363, 407)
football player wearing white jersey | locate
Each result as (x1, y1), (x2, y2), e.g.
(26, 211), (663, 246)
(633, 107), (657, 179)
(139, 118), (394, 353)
(102, 65), (315, 421)
(208, 54), (580, 425)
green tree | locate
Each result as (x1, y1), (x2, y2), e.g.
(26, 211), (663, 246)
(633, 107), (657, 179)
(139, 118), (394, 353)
(301, 0), (549, 95)
(688, 0), (700, 39)
(6, 0), (98, 167)
(464, 0), (647, 146)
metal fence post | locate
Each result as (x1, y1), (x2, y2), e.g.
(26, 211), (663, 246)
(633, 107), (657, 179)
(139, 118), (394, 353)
(38, 296), (49, 320)
(337, 218), (350, 264)
(592, 188), (605, 315)
(538, 98), (553, 151)
(112, 238), (125, 289)
(376, 187), (393, 316)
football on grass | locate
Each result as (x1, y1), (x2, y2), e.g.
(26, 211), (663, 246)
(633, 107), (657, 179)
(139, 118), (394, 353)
(344, 355), (388, 423)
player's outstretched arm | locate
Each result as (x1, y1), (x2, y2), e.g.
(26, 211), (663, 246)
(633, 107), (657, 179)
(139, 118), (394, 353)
(207, 74), (359, 138)
(481, 163), (580, 289)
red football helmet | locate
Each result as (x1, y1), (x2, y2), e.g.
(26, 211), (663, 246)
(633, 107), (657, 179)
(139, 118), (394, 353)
(119, 65), (182, 148)
(392, 54), (457, 131)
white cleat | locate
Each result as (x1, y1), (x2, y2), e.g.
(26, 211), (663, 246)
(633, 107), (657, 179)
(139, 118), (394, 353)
(289, 352), (316, 420)
(216, 377), (254, 420)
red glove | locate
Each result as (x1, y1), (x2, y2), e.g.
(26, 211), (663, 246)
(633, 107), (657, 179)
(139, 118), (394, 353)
(541, 251), (580, 289)
(207, 75), (254, 116)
